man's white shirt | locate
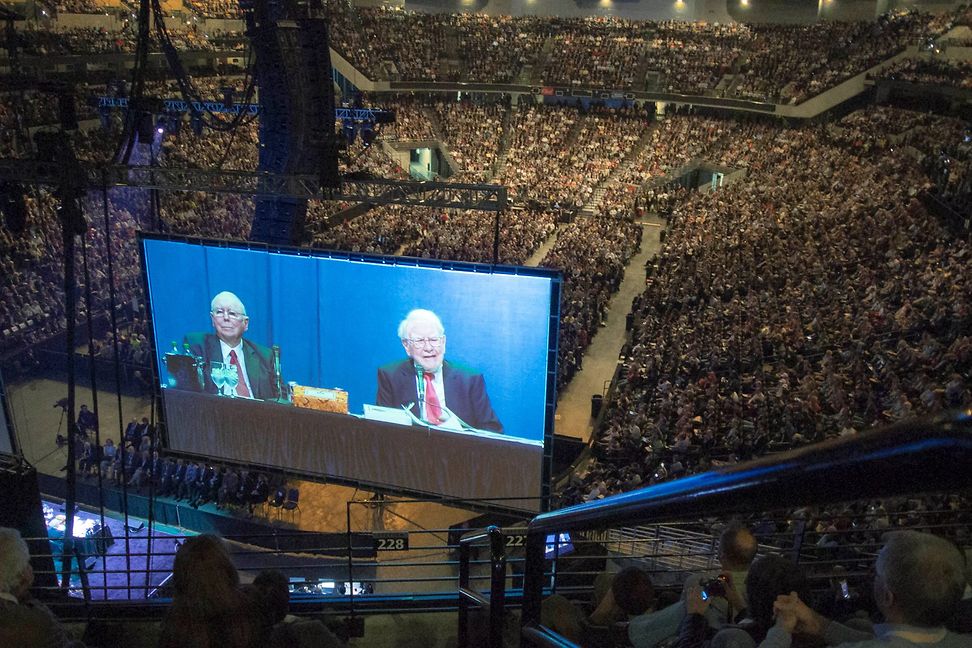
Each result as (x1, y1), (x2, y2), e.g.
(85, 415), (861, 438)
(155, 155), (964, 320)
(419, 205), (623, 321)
(219, 339), (253, 397)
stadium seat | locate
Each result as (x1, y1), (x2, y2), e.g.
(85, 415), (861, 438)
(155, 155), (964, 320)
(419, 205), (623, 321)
(268, 486), (286, 520)
(282, 487), (300, 523)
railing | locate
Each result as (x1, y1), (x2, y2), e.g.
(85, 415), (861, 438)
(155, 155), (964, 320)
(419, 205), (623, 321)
(518, 410), (972, 646)
(458, 526), (507, 648)
(15, 411), (972, 644)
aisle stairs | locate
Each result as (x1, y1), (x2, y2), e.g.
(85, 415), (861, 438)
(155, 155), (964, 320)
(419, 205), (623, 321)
(423, 105), (446, 144)
(714, 74), (736, 96)
(442, 24), (461, 81)
(530, 36), (557, 85)
(490, 105), (514, 180)
(577, 125), (657, 217)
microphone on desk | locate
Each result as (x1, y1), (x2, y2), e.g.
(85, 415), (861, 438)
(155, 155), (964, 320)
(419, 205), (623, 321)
(415, 365), (426, 421)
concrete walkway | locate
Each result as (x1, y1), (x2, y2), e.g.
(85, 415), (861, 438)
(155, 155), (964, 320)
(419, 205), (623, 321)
(524, 223), (565, 267)
(554, 217), (666, 441)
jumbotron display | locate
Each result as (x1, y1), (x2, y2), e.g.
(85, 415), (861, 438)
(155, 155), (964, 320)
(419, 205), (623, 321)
(141, 235), (561, 507)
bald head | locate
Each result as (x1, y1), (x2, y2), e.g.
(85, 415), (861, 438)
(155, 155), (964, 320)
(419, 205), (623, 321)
(210, 291), (246, 317)
(718, 523), (757, 571)
(209, 291), (249, 347)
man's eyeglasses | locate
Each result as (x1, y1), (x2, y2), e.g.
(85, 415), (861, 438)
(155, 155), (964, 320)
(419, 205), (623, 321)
(212, 308), (246, 321)
(407, 336), (444, 348)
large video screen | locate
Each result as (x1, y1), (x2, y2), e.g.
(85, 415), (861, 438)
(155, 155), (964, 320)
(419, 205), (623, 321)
(141, 235), (560, 507)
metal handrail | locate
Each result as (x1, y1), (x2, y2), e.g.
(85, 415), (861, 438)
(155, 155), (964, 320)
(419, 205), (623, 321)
(520, 410), (972, 645)
(458, 526), (507, 648)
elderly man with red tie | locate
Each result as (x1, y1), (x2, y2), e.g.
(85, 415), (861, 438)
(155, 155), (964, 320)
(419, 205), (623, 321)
(185, 291), (280, 401)
(376, 308), (503, 434)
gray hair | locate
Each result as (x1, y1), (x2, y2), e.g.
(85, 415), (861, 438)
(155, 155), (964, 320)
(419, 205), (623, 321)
(210, 291), (247, 317)
(0, 527), (31, 595)
(397, 309), (445, 341)
(877, 530), (967, 627)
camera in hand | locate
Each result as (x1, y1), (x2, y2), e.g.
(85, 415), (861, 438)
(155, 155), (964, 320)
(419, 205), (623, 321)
(700, 574), (729, 600)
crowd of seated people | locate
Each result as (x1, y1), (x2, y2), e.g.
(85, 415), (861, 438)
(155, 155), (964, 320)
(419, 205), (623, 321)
(0, 89), (98, 129)
(0, 182), (149, 353)
(311, 203), (434, 256)
(737, 12), (939, 103)
(0, 79), (254, 354)
(87, 316), (152, 370)
(378, 95), (436, 142)
(52, 0), (111, 14)
(540, 18), (648, 91)
(75, 416), (275, 514)
(454, 13), (547, 84)
(320, 3), (958, 102)
(432, 97), (507, 183)
(496, 103), (580, 204)
(400, 206), (556, 266)
(182, 0), (240, 19)
(157, 121), (257, 239)
(8, 23), (246, 57)
(565, 106), (971, 505)
(876, 56), (972, 89)
(3, 2), (966, 104)
(533, 106), (649, 209)
(2, 2), (967, 103)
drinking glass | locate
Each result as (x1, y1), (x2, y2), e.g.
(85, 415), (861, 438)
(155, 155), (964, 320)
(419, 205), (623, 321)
(210, 362), (226, 396)
(223, 364), (239, 398)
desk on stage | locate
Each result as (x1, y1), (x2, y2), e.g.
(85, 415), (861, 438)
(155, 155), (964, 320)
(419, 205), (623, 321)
(162, 389), (542, 506)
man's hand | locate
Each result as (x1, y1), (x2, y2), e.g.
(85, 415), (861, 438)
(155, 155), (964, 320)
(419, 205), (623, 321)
(719, 572), (747, 614)
(685, 585), (711, 616)
(773, 592), (826, 635)
(774, 605), (799, 633)
(589, 588), (619, 625)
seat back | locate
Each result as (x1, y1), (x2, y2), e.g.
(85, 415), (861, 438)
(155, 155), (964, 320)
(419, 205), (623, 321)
(286, 487), (299, 505)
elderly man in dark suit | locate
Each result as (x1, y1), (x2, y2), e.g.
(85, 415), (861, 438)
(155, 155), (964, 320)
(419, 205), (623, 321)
(376, 308), (502, 433)
(184, 291), (281, 400)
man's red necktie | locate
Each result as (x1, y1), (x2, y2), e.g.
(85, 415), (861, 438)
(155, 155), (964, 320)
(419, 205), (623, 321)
(424, 372), (442, 424)
(229, 350), (251, 398)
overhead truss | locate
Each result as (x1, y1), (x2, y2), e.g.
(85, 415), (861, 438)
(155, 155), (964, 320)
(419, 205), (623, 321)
(96, 97), (395, 123)
(0, 159), (508, 211)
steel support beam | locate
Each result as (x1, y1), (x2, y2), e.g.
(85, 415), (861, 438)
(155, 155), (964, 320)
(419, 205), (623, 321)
(0, 159), (507, 211)
(96, 96), (395, 123)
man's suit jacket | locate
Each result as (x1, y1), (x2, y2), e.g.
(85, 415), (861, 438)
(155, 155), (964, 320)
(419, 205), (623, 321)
(376, 360), (503, 433)
(184, 332), (279, 401)
(0, 596), (74, 648)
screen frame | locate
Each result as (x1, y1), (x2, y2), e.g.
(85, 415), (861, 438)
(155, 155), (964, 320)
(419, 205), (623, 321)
(139, 232), (561, 512)
(0, 365), (16, 457)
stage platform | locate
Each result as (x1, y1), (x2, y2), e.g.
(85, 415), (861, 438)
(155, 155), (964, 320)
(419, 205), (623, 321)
(38, 473), (375, 558)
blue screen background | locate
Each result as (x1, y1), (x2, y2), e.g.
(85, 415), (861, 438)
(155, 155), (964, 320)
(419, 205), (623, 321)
(143, 239), (555, 442)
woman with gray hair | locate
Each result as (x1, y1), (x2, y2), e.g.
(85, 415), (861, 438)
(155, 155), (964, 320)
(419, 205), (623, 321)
(0, 526), (79, 647)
